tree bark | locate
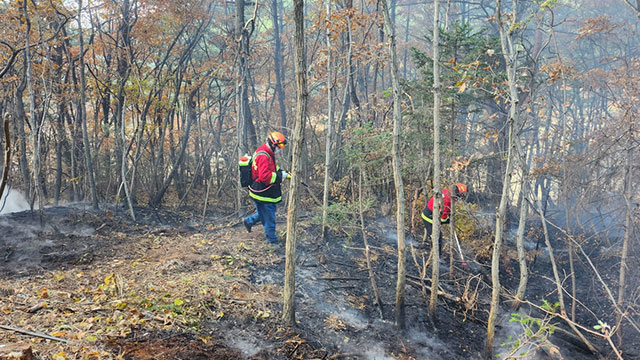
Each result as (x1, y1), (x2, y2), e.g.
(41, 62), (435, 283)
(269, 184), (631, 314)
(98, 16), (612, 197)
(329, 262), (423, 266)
(617, 122), (633, 343)
(23, 0), (44, 217)
(14, 63), (31, 201)
(359, 170), (383, 318)
(78, 0), (99, 210)
(120, 97), (135, 221)
(513, 142), (530, 310)
(381, 0), (406, 329)
(271, 0), (287, 132)
(429, 0), (442, 320)
(321, 0), (334, 240)
(235, 0), (256, 213)
(0, 117), (11, 206)
(283, 0), (308, 325)
(114, 0), (134, 202)
(487, 0), (518, 355)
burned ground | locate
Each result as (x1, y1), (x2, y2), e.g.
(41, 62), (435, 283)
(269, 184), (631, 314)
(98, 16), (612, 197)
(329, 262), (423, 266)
(0, 204), (634, 359)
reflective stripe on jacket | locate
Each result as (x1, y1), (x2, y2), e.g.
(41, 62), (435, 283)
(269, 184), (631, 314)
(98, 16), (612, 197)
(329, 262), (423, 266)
(248, 143), (282, 203)
(421, 188), (452, 223)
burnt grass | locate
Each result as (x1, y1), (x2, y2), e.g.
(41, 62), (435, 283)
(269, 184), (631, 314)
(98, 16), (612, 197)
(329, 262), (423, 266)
(0, 204), (635, 359)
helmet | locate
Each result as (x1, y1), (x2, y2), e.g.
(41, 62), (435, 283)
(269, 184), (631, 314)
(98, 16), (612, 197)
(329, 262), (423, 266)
(267, 131), (287, 149)
(455, 183), (468, 196)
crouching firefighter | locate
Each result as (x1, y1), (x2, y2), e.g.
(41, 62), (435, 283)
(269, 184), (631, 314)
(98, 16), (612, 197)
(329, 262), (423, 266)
(242, 131), (291, 246)
(421, 183), (468, 256)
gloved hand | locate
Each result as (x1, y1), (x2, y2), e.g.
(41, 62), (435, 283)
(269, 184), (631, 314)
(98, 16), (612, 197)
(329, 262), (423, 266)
(281, 170), (291, 179)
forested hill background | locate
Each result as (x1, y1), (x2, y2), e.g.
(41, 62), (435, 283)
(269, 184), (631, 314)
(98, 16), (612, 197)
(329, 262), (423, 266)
(0, 0), (638, 358)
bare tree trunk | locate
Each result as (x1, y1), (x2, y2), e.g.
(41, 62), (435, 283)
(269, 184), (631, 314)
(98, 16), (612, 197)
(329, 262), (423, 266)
(283, 0), (307, 325)
(236, 0), (249, 214)
(321, 0), (334, 240)
(513, 145), (529, 310)
(0, 117), (11, 203)
(359, 171), (383, 318)
(114, 0), (134, 202)
(52, 40), (65, 206)
(331, 29), (353, 180)
(449, 184), (456, 280)
(487, 0), (518, 355)
(78, 0), (99, 210)
(617, 122), (633, 343)
(429, 0), (442, 320)
(271, 0), (287, 132)
(381, 0), (406, 329)
(120, 98), (135, 221)
(23, 0), (44, 218)
(345, 0), (360, 116)
(14, 67), (31, 201)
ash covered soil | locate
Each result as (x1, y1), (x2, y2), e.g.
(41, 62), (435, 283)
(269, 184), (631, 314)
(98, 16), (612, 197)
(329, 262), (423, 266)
(0, 205), (602, 359)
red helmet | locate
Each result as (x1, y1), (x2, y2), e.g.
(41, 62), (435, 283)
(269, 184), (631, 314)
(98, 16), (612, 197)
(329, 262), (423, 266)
(455, 183), (468, 197)
(267, 131), (287, 149)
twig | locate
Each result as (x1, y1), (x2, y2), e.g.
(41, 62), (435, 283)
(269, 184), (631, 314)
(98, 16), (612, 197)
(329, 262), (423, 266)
(0, 325), (74, 343)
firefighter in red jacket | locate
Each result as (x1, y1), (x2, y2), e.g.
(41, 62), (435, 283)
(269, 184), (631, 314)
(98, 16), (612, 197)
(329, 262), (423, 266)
(242, 132), (290, 246)
(422, 183), (468, 255)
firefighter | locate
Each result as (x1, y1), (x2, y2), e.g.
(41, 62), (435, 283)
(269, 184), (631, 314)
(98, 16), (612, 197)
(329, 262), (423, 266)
(422, 183), (468, 256)
(242, 132), (290, 246)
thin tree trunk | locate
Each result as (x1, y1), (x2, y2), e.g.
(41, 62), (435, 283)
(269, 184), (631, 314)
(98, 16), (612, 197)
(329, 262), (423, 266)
(283, 0), (308, 325)
(321, 0), (334, 240)
(0, 117), (11, 204)
(429, 0), (442, 320)
(14, 68), (31, 201)
(120, 97), (135, 221)
(52, 41), (65, 206)
(359, 170), (383, 318)
(381, 0), (406, 329)
(78, 0), (99, 210)
(617, 122), (633, 344)
(23, 0), (44, 218)
(487, 0), (518, 355)
(236, 0), (248, 214)
(114, 0), (133, 201)
(345, 0), (360, 115)
(272, 0), (287, 132)
(513, 144), (529, 310)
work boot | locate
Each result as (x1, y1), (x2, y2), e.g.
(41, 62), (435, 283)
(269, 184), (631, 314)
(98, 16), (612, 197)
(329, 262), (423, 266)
(243, 219), (252, 233)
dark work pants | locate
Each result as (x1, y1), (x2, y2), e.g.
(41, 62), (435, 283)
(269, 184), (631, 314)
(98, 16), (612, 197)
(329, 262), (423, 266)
(423, 218), (444, 256)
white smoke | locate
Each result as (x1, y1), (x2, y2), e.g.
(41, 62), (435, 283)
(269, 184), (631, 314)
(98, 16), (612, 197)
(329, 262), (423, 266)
(0, 188), (30, 214)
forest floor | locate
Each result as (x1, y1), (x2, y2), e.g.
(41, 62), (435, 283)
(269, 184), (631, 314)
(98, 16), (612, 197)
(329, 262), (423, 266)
(0, 203), (621, 359)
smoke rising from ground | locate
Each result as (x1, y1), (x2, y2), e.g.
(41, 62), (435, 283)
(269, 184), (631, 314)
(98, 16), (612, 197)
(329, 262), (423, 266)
(0, 189), (30, 214)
